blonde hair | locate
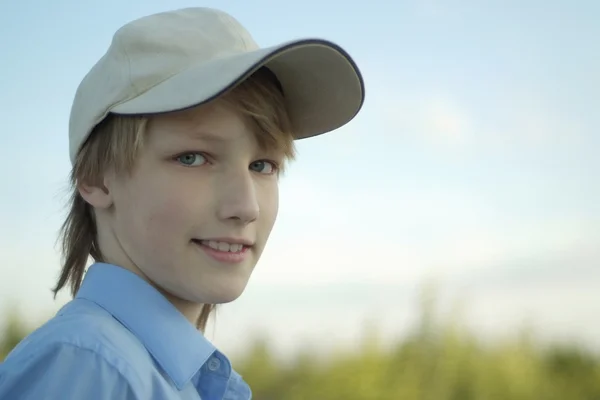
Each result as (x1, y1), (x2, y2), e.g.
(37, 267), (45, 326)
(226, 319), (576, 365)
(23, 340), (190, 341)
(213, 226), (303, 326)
(54, 68), (295, 331)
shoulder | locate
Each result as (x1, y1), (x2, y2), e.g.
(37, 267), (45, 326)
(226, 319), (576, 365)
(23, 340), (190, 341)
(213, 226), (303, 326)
(0, 299), (153, 399)
(5, 298), (151, 371)
(0, 342), (143, 399)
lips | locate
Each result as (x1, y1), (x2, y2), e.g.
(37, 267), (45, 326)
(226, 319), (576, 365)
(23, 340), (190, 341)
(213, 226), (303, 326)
(191, 238), (252, 253)
(199, 240), (245, 253)
(191, 238), (251, 264)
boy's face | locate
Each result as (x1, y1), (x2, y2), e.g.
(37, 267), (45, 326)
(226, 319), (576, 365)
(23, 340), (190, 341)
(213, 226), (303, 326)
(87, 101), (283, 316)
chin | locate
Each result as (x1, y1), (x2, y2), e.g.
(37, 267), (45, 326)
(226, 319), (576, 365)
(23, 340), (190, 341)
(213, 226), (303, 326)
(187, 276), (250, 305)
(209, 292), (243, 304)
(204, 283), (248, 304)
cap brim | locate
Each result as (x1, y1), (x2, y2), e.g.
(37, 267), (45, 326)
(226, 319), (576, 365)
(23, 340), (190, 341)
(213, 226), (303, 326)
(111, 39), (365, 139)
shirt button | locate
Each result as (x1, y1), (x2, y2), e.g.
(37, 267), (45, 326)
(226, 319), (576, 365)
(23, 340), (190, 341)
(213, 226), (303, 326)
(207, 357), (221, 371)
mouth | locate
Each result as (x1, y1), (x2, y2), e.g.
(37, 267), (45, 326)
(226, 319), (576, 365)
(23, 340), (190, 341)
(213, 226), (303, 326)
(191, 239), (251, 254)
(191, 238), (252, 264)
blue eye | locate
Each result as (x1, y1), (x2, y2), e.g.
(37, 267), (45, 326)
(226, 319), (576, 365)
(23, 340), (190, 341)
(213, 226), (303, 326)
(176, 153), (207, 167)
(250, 160), (277, 174)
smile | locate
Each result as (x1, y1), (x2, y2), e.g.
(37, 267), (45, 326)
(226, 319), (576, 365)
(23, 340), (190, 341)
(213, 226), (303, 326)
(191, 239), (251, 264)
(200, 240), (246, 253)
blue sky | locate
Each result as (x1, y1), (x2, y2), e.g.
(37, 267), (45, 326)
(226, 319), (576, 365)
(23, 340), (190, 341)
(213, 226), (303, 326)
(1, 0), (599, 357)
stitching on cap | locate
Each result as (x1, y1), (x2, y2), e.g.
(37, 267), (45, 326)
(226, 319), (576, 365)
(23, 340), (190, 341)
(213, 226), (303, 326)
(221, 12), (250, 50)
(118, 34), (134, 92)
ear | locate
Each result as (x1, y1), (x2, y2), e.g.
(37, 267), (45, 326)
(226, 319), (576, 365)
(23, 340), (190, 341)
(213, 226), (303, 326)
(78, 177), (113, 210)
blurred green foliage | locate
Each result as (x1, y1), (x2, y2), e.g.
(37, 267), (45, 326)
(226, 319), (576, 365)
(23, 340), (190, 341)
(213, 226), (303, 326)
(1, 287), (599, 399)
(0, 309), (30, 361)
(234, 286), (600, 399)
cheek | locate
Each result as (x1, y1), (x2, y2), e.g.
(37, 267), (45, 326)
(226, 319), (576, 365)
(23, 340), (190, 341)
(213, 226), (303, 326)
(260, 183), (280, 230)
(119, 185), (198, 252)
(145, 195), (200, 244)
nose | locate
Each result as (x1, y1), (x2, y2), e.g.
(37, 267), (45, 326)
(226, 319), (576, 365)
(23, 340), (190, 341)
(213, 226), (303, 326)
(215, 171), (259, 225)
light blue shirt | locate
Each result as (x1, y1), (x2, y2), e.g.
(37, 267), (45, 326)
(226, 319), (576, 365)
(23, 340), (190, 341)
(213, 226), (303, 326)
(0, 263), (252, 399)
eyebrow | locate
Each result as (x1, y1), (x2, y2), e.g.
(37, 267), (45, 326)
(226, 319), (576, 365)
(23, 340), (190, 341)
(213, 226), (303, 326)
(184, 129), (231, 143)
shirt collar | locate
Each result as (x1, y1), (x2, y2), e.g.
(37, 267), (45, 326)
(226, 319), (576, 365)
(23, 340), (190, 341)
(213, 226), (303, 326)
(76, 262), (216, 389)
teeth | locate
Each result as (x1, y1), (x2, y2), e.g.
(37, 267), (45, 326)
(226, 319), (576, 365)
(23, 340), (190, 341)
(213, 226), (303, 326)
(200, 240), (244, 253)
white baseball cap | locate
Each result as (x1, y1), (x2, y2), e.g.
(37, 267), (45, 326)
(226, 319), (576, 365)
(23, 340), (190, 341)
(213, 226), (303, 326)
(68, 7), (365, 165)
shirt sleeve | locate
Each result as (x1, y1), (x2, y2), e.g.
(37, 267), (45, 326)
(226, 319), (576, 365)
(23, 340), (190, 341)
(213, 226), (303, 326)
(0, 342), (140, 400)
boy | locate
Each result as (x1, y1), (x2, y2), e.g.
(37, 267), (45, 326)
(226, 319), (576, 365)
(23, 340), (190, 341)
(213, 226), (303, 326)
(0, 7), (364, 399)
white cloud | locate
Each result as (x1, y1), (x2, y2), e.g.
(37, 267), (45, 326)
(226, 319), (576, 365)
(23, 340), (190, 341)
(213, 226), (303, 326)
(428, 98), (470, 142)
(418, 96), (471, 146)
(257, 182), (600, 286)
(381, 93), (472, 149)
(374, 85), (588, 156)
